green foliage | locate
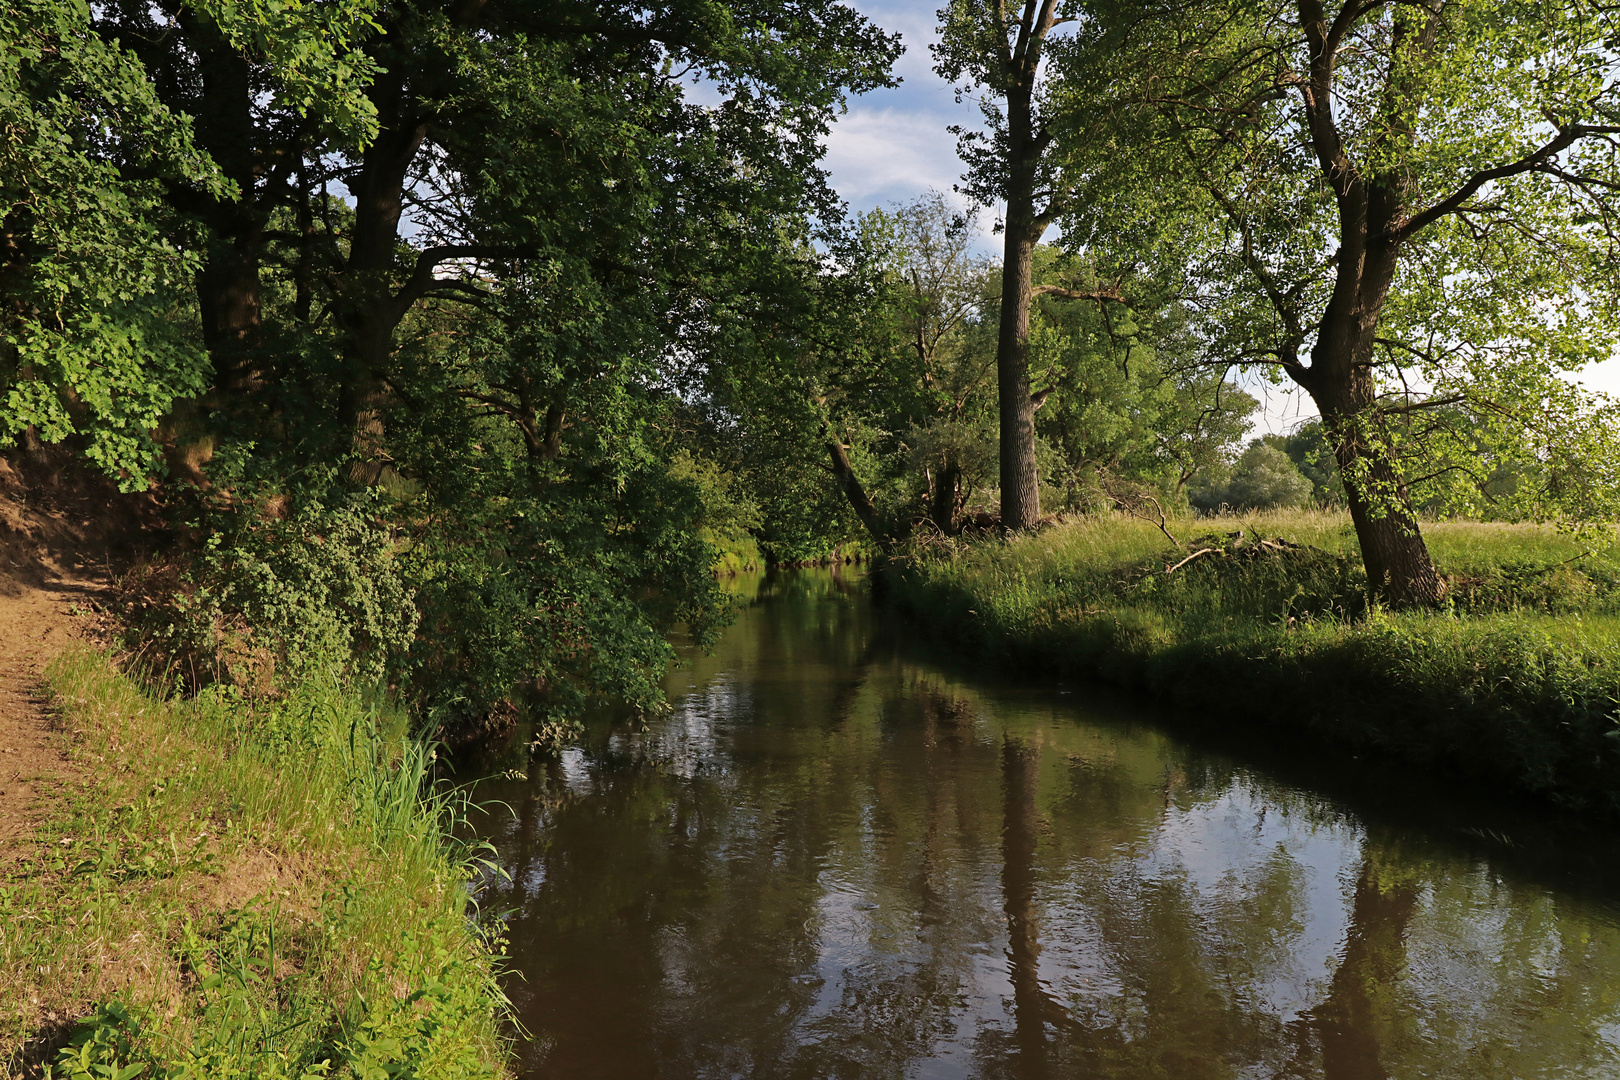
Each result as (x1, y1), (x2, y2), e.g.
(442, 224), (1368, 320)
(0, 0), (222, 486)
(893, 514), (1620, 814)
(1192, 441), (1314, 512)
(1025, 249), (1256, 510)
(2, 0), (905, 736)
(716, 195), (1258, 547)
(6, 651), (509, 1077)
(1075, 0), (1620, 527)
(1264, 423), (1345, 509)
(50, 1001), (149, 1080)
(122, 487), (417, 694)
(666, 449), (764, 558)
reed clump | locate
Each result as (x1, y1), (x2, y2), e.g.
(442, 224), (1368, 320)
(892, 511), (1620, 814)
(0, 648), (511, 1079)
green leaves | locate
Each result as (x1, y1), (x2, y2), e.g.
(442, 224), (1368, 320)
(1076, 0), (1620, 528)
(0, 0), (222, 486)
(52, 1002), (149, 1080)
(187, 0), (383, 146)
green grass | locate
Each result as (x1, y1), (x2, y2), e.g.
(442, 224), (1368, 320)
(1, 649), (511, 1079)
(710, 530), (764, 576)
(892, 511), (1620, 814)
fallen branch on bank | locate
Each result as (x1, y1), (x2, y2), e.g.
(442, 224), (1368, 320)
(1164, 531), (1308, 574)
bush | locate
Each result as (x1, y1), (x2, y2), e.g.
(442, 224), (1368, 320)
(122, 489), (418, 695)
(1192, 441), (1314, 512)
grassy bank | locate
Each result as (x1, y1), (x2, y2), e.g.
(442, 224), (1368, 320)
(892, 511), (1620, 816)
(1, 649), (510, 1078)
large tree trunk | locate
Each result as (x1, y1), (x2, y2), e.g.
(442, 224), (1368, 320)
(187, 27), (265, 409)
(333, 58), (430, 468)
(997, 219), (1042, 530)
(1328, 417), (1446, 609)
(823, 419), (886, 547)
(1304, 271), (1446, 609)
(197, 245), (262, 399)
(990, 0), (1063, 532)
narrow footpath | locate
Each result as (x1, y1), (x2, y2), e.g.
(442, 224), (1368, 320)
(0, 452), (125, 856)
(0, 563), (105, 854)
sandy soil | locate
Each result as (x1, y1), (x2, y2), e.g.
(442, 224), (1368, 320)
(0, 450), (140, 855)
(0, 562), (107, 853)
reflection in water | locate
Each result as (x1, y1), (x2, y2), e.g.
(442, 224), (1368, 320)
(469, 569), (1620, 1079)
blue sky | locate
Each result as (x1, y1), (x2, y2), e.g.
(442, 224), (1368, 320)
(818, 2), (1620, 435)
(820, 3), (986, 226)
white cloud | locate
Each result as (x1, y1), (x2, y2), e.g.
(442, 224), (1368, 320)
(819, 0), (1004, 248)
(822, 107), (966, 212)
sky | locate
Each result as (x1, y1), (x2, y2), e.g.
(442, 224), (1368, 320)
(819, 3), (985, 227)
(816, 1), (1620, 437)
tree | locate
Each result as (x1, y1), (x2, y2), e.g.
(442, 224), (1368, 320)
(1, 0), (227, 484)
(1024, 247), (1255, 511)
(935, 0), (1098, 530)
(1192, 440), (1312, 512)
(863, 193), (998, 534)
(1091, 0), (1620, 604)
(1266, 423), (1345, 510)
(9, 0), (905, 730)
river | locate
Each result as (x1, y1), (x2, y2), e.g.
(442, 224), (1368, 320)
(467, 568), (1620, 1079)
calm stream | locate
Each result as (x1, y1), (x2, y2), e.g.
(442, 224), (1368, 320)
(469, 569), (1620, 1078)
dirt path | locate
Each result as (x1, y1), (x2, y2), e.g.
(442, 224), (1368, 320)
(0, 563), (106, 851)
(0, 450), (148, 853)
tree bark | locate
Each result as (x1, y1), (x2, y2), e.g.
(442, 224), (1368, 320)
(1281, 10), (1448, 607)
(1294, 191), (1446, 608)
(994, 6), (1052, 531)
(1318, 398), (1447, 608)
(823, 420), (886, 546)
(197, 247), (263, 399)
(997, 219), (1043, 530)
(187, 24), (265, 407)
(334, 67), (430, 447)
(929, 457), (962, 535)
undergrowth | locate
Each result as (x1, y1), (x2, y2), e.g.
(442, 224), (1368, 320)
(0, 649), (511, 1079)
(892, 511), (1620, 814)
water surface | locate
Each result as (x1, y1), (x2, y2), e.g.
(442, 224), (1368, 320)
(471, 569), (1620, 1079)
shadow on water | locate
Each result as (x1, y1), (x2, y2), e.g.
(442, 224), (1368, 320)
(466, 568), (1620, 1080)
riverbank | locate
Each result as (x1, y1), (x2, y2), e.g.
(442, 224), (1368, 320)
(890, 511), (1620, 817)
(1, 644), (510, 1077)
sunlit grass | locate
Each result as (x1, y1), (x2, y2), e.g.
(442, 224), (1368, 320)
(893, 514), (1620, 814)
(0, 648), (510, 1078)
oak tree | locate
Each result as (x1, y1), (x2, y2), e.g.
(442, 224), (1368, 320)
(1090, 0), (1620, 604)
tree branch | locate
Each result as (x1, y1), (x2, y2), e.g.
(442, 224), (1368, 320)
(390, 243), (528, 318)
(1031, 285), (1125, 302)
(1394, 125), (1620, 242)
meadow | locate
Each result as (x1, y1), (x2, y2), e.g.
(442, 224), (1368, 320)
(0, 651), (510, 1079)
(891, 511), (1620, 815)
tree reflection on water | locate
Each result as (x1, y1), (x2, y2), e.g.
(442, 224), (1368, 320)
(468, 569), (1620, 1079)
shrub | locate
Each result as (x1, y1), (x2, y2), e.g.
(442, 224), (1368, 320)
(1192, 441), (1314, 512)
(122, 489), (417, 695)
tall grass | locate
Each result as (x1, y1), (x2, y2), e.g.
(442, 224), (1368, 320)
(0, 648), (511, 1079)
(892, 511), (1620, 815)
